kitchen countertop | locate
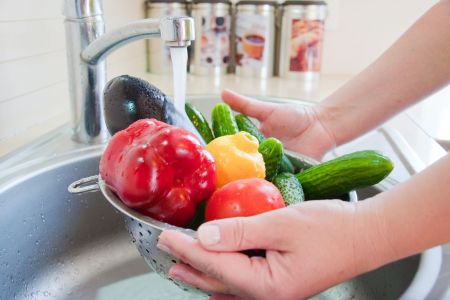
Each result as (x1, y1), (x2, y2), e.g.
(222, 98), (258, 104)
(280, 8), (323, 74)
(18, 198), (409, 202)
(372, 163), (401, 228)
(0, 73), (448, 162)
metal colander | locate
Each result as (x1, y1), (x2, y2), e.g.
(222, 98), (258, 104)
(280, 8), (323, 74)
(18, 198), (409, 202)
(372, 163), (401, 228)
(68, 152), (357, 297)
(68, 174), (208, 297)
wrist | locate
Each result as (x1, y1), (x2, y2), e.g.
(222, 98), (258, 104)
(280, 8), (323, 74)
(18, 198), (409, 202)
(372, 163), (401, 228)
(316, 91), (369, 147)
(352, 196), (399, 274)
(309, 105), (338, 156)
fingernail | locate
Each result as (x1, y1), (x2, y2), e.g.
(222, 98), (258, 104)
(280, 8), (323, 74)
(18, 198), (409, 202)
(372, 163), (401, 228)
(198, 224), (221, 246)
(157, 242), (172, 255)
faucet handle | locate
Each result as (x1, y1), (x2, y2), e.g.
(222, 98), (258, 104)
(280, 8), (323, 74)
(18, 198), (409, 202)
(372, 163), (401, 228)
(160, 17), (195, 47)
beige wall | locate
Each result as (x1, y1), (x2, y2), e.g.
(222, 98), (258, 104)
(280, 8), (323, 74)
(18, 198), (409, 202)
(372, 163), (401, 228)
(322, 0), (439, 74)
(0, 0), (146, 144)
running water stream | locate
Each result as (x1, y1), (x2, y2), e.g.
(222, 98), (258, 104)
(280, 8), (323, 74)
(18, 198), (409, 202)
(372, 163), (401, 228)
(170, 47), (188, 113)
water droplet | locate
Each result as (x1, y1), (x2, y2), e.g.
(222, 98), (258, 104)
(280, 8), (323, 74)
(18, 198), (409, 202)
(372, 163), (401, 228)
(40, 213), (46, 223)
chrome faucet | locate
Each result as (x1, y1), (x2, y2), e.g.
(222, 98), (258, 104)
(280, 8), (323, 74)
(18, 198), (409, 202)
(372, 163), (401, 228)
(63, 0), (195, 144)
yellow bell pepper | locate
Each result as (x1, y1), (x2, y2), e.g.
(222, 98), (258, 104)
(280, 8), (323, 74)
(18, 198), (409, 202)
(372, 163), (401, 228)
(206, 132), (265, 188)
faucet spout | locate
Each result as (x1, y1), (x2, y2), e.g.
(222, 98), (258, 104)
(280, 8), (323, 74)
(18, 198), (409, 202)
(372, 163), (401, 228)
(63, 0), (194, 144)
(82, 19), (161, 65)
(82, 17), (194, 65)
(160, 17), (195, 47)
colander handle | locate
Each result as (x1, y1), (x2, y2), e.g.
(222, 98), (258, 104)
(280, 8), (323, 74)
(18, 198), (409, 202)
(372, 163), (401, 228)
(68, 175), (100, 194)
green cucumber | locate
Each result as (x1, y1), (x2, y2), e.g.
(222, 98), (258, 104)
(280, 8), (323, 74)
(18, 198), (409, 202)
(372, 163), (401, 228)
(280, 154), (296, 173)
(285, 152), (313, 172)
(235, 113), (295, 174)
(296, 150), (394, 200)
(273, 172), (305, 205)
(185, 102), (214, 143)
(235, 114), (265, 143)
(211, 103), (239, 137)
(258, 138), (284, 181)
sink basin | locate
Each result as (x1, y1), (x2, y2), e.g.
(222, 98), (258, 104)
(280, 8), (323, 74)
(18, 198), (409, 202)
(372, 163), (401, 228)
(0, 149), (432, 300)
(0, 96), (445, 299)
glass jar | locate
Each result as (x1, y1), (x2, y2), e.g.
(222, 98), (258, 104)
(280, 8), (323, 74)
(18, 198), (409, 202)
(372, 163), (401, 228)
(145, 0), (189, 74)
(190, 0), (232, 76)
(278, 0), (327, 81)
(234, 0), (277, 78)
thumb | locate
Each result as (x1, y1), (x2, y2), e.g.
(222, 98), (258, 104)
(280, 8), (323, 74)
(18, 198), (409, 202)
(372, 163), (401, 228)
(221, 89), (275, 120)
(197, 210), (291, 252)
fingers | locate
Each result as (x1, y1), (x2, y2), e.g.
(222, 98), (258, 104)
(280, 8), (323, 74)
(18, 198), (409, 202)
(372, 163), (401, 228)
(170, 264), (243, 299)
(169, 263), (230, 294)
(197, 209), (293, 252)
(157, 209), (297, 298)
(157, 229), (269, 294)
(210, 293), (243, 300)
(221, 89), (275, 120)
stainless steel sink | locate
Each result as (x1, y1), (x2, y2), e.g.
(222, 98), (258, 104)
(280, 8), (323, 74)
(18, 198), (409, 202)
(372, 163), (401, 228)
(0, 96), (446, 299)
(0, 147), (433, 300)
(0, 149), (200, 300)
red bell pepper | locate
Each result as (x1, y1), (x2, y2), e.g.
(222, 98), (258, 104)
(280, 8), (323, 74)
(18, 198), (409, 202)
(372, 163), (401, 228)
(99, 119), (216, 227)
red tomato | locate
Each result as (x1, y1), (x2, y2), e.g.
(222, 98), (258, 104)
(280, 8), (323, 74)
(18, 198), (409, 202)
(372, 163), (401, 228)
(205, 178), (285, 221)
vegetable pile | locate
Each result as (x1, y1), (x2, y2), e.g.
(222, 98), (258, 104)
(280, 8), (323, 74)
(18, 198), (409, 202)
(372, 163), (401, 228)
(185, 101), (394, 227)
(100, 76), (394, 228)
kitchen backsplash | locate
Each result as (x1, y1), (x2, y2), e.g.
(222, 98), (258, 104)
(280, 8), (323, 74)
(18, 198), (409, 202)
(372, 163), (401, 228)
(0, 0), (439, 152)
(0, 0), (146, 144)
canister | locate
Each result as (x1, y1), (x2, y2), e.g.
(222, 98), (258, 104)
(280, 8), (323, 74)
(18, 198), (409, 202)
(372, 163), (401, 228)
(234, 1), (277, 78)
(278, 0), (327, 80)
(190, 0), (232, 76)
(146, 0), (189, 74)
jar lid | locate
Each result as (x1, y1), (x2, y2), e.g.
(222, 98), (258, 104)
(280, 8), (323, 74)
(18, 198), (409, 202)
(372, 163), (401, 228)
(146, 0), (188, 3)
(193, 0), (232, 4)
(236, 0), (277, 6)
(282, 0), (327, 6)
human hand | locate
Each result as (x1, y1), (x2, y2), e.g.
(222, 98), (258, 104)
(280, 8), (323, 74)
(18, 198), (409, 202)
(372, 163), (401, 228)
(222, 90), (335, 160)
(157, 200), (389, 300)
